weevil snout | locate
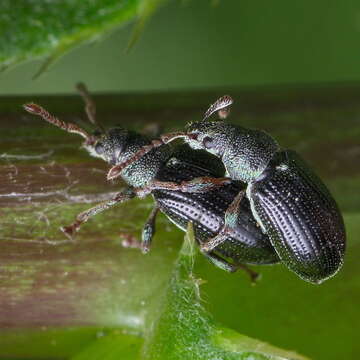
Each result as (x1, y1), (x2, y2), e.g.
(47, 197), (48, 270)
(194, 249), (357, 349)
(184, 120), (233, 157)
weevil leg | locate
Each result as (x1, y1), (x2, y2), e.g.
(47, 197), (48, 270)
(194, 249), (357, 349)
(141, 205), (160, 253)
(202, 251), (237, 272)
(61, 187), (136, 239)
(203, 252), (260, 284)
(119, 205), (159, 252)
(135, 177), (231, 196)
(200, 190), (246, 252)
(235, 263), (260, 284)
(200, 231), (229, 253)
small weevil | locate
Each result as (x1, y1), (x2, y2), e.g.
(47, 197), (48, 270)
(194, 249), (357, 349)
(113, 96), (346, 284)
(24, 85), (279, 280)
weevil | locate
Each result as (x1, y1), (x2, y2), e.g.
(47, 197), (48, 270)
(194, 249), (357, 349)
(111, 95), (346, 284)
(23, 85), (279, 280)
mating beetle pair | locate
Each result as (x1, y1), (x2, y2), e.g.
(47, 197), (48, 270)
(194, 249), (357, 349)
(24, 86), (346, 284)
(24, 85), (277, 282)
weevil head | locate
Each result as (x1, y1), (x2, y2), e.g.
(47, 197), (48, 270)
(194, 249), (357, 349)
(185, 120), (234, 157)
(86, 127), (171, 187)
(184, 119), (280, 183)
(84, 128), (137, 165)
(23, 101), (169, 187)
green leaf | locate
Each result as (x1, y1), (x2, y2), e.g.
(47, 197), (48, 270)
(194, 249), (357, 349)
(72, 331), (143, 360)
(142, 223), (309, 360)
(127, 0), (168, 51)
(0, 0), (166, 75)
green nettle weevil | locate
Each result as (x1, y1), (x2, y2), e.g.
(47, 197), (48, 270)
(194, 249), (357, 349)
(23, 85), (282, 282)
(110, 96), (346, 284)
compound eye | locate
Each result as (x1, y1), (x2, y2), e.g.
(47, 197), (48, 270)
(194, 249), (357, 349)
(203, 136), (214, 149)
(95, 142), (105, 155)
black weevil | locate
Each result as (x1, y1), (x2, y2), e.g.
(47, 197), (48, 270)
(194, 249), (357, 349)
(110, 95), (346, 284)
(24, 85), (279, 280)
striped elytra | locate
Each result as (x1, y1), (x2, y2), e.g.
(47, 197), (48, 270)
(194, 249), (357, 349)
(248, 150), (346, 283)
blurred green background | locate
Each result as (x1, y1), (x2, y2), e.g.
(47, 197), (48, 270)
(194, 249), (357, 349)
(2, 0), (360, 95)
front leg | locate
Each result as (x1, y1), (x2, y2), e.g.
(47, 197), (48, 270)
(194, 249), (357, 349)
(135, 177), (232, 196)
(61, 187), (136, 239)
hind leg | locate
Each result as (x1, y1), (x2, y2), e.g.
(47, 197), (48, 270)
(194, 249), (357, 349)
(202, 251), (259, 284)
(200, 191), (245, 252)
(141, 205), (159, 253)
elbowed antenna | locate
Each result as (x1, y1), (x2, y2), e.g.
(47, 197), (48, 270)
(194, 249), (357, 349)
(23, 103), (97, 145)
(76, 82), (106, 133)
(203, 95), (233, 121)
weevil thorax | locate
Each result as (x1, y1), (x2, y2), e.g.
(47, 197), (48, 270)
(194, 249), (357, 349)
(85, 128), (171, 187)
(185, 120), (280, 183)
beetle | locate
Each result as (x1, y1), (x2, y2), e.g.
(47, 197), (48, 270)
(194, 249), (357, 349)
(109, 95), (346, 284)
(23, 85), (279, 281)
